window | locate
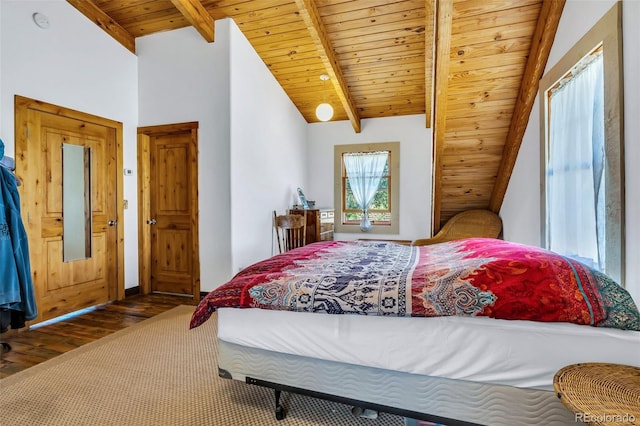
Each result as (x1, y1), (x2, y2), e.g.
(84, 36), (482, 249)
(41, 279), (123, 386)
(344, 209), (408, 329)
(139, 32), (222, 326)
(334, 142), (399, 234)
(343, 150), (390, 228)
(539, 3), (624, 284)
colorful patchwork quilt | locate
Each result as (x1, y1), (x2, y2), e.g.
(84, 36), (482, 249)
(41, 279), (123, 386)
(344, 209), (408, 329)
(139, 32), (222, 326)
(190, 238), (640, 331)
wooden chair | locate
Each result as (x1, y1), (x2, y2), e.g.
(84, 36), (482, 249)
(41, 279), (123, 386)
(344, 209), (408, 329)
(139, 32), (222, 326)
(411, 209), (502, 246)
(274, 210), (307, 253)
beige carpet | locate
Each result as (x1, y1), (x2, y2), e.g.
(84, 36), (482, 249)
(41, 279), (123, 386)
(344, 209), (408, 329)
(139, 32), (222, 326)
(0, 306), (404, 425)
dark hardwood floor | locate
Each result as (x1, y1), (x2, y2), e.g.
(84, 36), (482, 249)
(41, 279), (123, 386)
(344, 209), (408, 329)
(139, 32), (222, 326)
(0, 293), (198, 379)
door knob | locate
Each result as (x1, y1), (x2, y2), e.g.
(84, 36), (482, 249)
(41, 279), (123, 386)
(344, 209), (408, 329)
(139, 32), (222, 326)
(108, 220), (118, 226)
(147, 219), (157, 225)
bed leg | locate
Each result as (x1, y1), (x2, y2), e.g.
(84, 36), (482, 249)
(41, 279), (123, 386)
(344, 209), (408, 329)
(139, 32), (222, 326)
(274, 389), (285, 420)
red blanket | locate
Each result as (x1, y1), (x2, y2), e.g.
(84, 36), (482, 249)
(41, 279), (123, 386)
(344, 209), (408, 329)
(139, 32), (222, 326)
(191, 238), (640, 331)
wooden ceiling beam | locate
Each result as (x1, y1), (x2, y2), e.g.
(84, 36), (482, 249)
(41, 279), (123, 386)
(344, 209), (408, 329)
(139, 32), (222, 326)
(431, 0), (454, 234)
(294, 0), (361, 133)
(170, 0), (215, 43)
(66, 0), (136, 54)
(425, 0), (436, 129)
(488, 0), (566, 212)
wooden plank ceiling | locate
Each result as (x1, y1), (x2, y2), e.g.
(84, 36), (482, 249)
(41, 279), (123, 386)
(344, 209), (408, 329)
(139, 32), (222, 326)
(68, 0), (564, 232)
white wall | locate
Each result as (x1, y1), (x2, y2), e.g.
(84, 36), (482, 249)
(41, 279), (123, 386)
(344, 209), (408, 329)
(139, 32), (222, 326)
(137, 22), (233, 291)
(0, 1), (3, 135)
(307, 115), (432, 241)
(138, 20), (308, 288)
(501, 0), (640, 305)
(0, 0), (139, 287)
(228, 23), (307, 273)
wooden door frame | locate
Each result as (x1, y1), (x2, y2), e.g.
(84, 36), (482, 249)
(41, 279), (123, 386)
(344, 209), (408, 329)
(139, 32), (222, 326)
(14, 95), (125, 305)
(137, 122), (200, 299)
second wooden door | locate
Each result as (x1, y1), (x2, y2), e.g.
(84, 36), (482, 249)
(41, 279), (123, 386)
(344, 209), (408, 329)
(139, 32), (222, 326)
(138, 123), (200, 299)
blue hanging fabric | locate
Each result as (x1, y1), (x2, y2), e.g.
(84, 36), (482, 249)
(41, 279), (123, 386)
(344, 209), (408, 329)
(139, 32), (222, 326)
(0, 138), (37, 323)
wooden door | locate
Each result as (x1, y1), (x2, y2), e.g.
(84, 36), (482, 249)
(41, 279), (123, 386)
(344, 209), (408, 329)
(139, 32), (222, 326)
(15, 96), (124, 323)
(137, 123), (200, 299)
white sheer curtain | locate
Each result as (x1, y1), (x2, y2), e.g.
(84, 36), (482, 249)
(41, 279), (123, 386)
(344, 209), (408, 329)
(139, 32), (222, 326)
(547, 53), (604, 270)
(343, 151), (388, 231)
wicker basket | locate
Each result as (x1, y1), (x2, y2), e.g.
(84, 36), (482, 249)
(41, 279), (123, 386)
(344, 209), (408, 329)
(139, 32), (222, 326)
(554, 363), (640, 425)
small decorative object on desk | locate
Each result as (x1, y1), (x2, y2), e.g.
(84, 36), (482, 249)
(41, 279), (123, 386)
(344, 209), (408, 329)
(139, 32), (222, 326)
(297, 187), (309, 209)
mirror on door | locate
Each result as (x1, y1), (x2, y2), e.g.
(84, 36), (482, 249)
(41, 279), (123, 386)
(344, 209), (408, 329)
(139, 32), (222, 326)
(62, 143), (92, 262)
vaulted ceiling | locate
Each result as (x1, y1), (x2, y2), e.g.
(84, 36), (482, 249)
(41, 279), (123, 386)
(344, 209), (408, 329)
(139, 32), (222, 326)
(67, 0), (565, 231)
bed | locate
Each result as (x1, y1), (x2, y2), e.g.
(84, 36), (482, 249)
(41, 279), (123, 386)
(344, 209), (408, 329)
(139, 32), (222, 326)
(190, 238), (640, 425)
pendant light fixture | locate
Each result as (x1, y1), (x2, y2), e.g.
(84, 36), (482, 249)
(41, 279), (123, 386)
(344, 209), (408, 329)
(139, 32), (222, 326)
(315, 74), (334, 122)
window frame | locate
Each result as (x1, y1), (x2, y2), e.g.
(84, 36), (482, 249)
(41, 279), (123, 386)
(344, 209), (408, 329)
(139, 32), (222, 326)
(539, 2), (624, 284)
(334, 142), (400, 234)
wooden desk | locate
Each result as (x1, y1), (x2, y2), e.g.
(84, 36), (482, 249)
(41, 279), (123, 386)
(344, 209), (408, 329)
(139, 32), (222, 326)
(554, 363), (639, 425)
(289, 208), (334, 243)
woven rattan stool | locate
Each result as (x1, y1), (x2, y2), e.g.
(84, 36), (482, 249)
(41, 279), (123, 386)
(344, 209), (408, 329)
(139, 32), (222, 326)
(554, 363), (640, 425)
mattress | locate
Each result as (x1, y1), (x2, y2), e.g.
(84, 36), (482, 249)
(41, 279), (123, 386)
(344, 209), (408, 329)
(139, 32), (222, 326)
(217, 307), (640, 391)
